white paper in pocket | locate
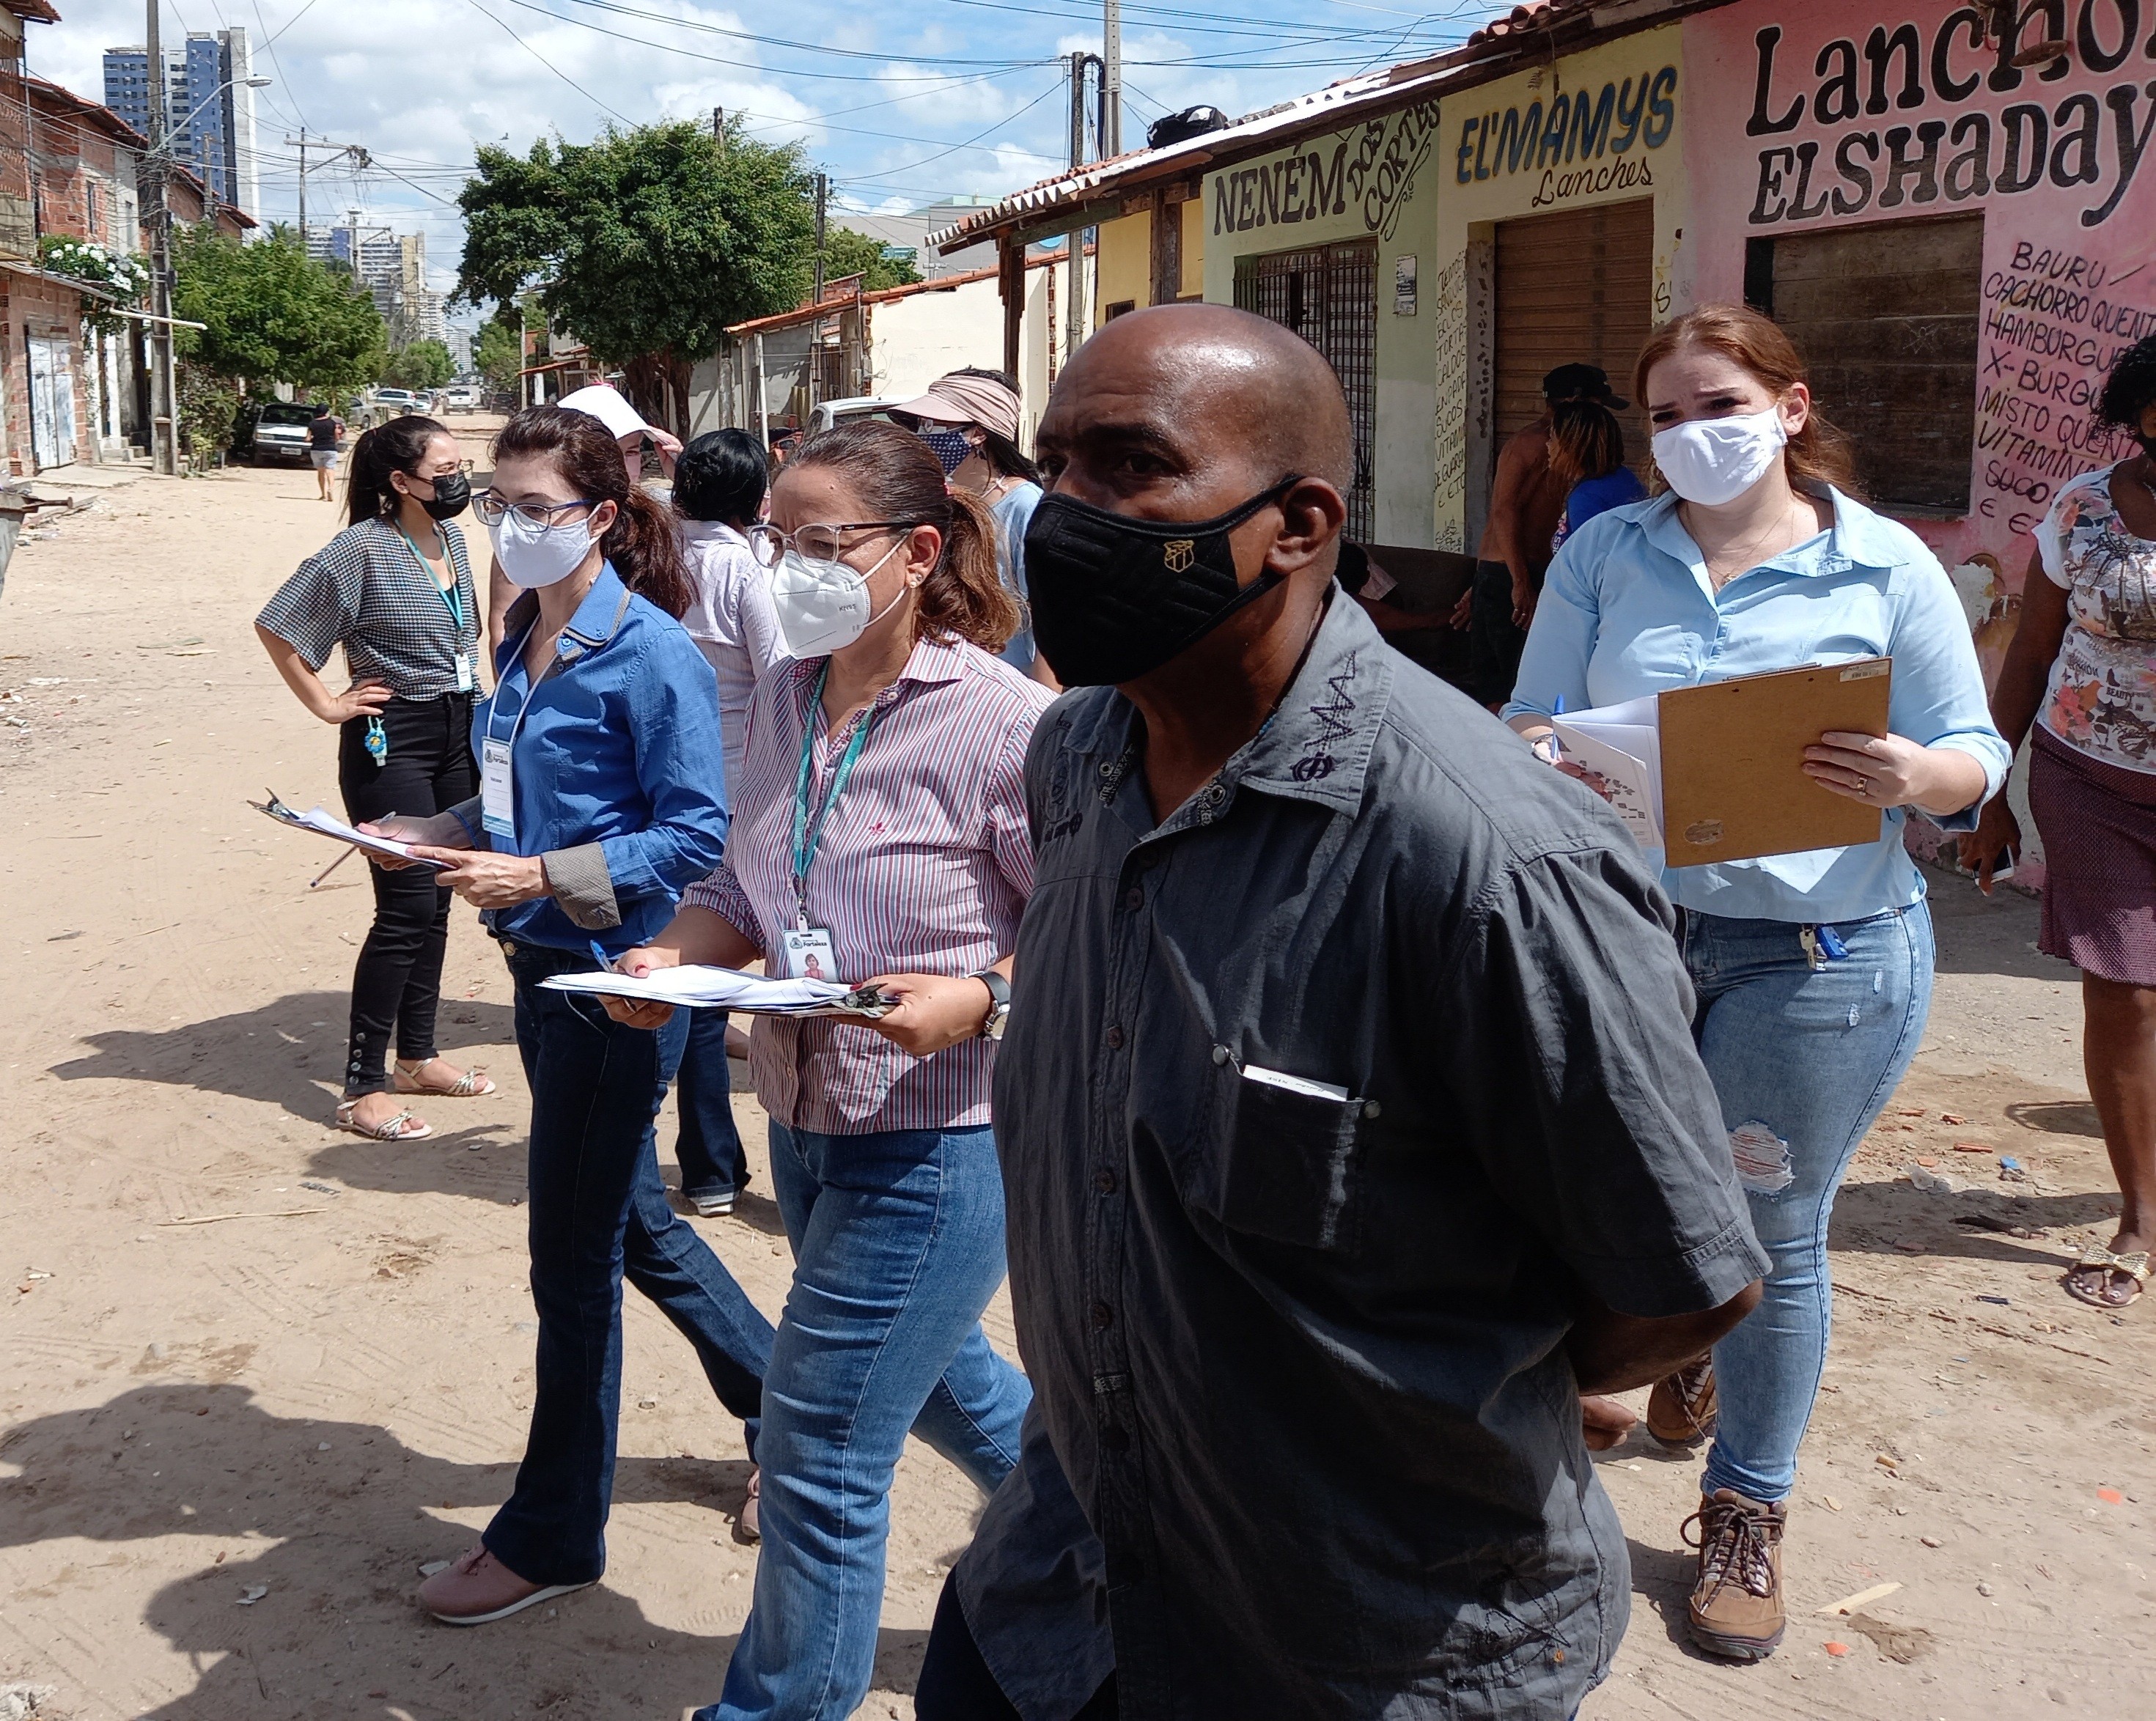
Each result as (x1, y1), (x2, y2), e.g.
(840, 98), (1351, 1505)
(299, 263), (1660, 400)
(1238, 1062), (1350, 1103)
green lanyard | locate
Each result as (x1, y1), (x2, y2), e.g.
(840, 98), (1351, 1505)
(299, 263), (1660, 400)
(402, 526), (464, 635)
(791, 664), (878, 921)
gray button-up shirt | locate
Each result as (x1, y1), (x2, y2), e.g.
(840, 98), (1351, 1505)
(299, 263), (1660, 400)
(957, 593), (1767, 1720)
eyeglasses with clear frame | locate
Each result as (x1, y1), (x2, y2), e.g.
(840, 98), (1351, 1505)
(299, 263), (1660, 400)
(473, 492), (602, 528)
(745, 520), (920, 569)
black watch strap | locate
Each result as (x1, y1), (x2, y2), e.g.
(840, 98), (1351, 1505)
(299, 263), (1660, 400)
(971, 968), (1011, 1010)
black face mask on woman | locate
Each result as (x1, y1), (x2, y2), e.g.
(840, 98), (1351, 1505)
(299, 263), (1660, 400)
(1022, 476), (1299, 686)
(411, 471), (471, 521)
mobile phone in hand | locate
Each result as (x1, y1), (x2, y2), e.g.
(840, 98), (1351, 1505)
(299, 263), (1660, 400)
(1979, 845), (2018, 887)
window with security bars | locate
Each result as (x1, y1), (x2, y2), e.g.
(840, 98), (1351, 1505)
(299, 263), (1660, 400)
(1233, 240), (1377, 541)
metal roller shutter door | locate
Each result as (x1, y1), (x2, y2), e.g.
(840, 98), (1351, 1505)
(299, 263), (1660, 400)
(1234, 240), (1377, 541)
(1493, 199), (1656, 459)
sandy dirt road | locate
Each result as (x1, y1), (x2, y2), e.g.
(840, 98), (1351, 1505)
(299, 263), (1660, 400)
(0, 441), (2150, 1721)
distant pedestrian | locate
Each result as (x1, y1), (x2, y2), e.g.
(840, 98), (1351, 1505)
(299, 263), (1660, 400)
(894, 368), (1053, 684)
(1464, 363), (1627, 707)
(670, 428), (785, 1217)
(1508, 303), (2009, 1662)
(308, 402), (345, 503)
(253, 414), (491, 1142)
(1547, 397), (1645, 553)
(1960, 332), (2156, 1313)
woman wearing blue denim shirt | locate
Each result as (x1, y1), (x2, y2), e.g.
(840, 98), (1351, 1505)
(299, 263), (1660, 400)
(368, 408), (775, 1626)
(1506, 306), (2009, 1665)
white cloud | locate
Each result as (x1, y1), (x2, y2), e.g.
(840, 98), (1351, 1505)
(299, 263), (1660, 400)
(25, 0), (1463, 294)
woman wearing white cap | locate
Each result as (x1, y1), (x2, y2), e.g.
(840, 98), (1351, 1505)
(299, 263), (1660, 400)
(892, 369), (1053, 685)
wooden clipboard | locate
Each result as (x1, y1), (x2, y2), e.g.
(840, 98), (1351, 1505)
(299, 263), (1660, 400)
(1658, 658), (1892, 865)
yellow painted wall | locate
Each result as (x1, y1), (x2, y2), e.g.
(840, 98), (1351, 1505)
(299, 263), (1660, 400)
(1432, 22), (1687, 550)
(1092, 212), (1152, 328)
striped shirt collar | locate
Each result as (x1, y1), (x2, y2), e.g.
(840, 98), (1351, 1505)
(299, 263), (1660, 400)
(786, 629), (976, 704)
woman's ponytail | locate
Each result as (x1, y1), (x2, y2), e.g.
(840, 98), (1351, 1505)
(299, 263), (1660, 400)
(921, 487), (1020, 652)
(602, 486), (693, 619)
(345, 414), (450, 528)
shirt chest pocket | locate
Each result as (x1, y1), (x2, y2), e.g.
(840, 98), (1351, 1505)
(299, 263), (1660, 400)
(1188, 1051), (1366, 1251)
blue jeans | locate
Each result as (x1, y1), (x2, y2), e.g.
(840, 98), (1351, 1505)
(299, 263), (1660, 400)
(677, 1008), (750, 1201)
(485, 943), (776, 1587)
(1681, 903), (1934, 1505)
(702, 1121), (1033, 1721)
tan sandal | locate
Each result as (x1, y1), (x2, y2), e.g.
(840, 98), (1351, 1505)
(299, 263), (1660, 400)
(393, 1057), (496, 1098)
(336, 1097), (433, 1141)
(2063, 1243), (2149, 1311)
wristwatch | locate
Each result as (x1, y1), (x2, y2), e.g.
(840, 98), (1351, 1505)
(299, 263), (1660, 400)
(971, 968), (1012, 1041)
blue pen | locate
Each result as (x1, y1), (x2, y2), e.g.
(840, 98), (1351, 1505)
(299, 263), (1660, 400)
(589, 938), (616, 973)
(1548, 695), (1566, 764)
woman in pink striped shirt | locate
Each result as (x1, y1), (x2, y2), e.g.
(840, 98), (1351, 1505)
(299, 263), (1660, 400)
(604, 421), (1052, 1721)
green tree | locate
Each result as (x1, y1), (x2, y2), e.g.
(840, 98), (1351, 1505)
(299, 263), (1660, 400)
(172, 225), (385, 394)
(475, 317), (523, 395)
(381, 339), (455, 390)
(820, 226), (922, 293)
(457, 119), (814, 427)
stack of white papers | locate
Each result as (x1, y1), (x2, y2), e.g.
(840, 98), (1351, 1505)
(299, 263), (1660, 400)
(249, 794), (449, 869)
(1550, 696), (1662, 849)
(540, 965), (887, 1018)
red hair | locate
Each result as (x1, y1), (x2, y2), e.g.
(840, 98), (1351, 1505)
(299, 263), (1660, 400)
(1633, 303), (1863, 498)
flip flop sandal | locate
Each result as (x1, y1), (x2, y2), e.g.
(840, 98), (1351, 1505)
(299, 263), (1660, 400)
(335, 1098), (434, 1141)
(2061, 1243), (2149, 1311)
(394, 1060), (496, 1098)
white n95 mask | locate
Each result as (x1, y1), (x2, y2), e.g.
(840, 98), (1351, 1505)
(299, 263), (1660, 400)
(490, 509), (597, 589)
(1650, 407), (1789, 506)
(770, 541), (906, 657)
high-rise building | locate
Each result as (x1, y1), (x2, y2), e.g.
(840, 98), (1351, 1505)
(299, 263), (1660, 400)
(101, 29), (258, 224)
(310, 218), (445, 347)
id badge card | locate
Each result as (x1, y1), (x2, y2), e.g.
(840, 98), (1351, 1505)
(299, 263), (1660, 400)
(780, 925), (836, 982)
(481, 737), (515, 838)
(456, 652), (475, 693)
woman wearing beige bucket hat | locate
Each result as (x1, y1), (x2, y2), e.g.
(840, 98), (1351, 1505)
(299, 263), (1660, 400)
(891, 369), (1056, 685)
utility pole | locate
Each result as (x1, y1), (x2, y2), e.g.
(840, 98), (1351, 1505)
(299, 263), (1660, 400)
(146, 0), (177, 476)
(1103, 0), (1122, 156)
(811, 172), (828, 413)
(712, 106), (725, 148)
(285, 133), (367, 252)
(1065, 52), (1099, 366)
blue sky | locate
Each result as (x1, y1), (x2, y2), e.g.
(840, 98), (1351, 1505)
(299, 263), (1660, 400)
(29, 1), (1492, 314)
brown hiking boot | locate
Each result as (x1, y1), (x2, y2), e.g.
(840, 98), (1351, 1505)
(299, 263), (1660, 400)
(1683, 1489), (1787, 1661)
(1647, 1355), (1718, 1448)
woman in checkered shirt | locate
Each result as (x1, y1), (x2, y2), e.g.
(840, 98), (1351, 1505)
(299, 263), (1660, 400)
(254, 415), (493, 1140)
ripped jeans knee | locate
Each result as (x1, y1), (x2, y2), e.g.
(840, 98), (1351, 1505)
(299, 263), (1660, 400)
(1728, 1119), (1795, 1195)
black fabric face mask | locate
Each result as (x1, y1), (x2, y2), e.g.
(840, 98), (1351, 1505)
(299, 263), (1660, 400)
(414, 471), (471, 520)
(1023, 477), (1300, 686)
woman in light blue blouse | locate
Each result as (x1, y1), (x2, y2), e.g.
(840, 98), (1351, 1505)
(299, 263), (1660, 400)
(1506, 305), (2009, 1665)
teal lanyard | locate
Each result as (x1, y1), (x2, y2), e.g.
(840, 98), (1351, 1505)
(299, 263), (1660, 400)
(791, 665), (878, 918)
(402, 526), (464, 636)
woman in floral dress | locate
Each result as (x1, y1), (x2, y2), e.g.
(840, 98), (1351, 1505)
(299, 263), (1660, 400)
(1964, 333), (2156, 1311)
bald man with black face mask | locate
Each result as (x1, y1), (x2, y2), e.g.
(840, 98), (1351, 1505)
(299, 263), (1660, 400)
(913, 306), (1767, 1721)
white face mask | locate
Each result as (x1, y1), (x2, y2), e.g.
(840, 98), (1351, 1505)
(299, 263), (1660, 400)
(490, 507), (599, 589)
(1650, 406), (1790, 506)
(770, 539), (907, 657)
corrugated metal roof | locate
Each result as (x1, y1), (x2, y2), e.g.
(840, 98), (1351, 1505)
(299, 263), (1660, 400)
(924, 0), (1661, 253)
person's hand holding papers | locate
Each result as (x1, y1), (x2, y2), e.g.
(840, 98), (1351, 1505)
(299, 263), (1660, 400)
(858, 971), (1001, 1057)
(355, 811), (468, 869)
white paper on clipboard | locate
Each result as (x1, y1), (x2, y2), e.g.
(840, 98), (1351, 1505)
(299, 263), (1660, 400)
(1550, 695), (1663, 849)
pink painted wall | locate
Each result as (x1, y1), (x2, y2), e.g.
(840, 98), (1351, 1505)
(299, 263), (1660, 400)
(1685, 4), (2155, 623)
